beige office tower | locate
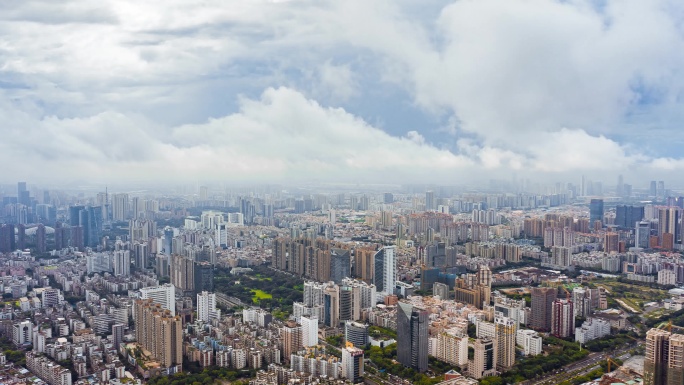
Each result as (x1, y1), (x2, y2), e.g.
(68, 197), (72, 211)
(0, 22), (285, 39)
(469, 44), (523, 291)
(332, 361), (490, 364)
(134, 299), (182, 369)
(645, 328), (672, 385)
(495, 315), (516, 370)
(470, 337), (497, 379)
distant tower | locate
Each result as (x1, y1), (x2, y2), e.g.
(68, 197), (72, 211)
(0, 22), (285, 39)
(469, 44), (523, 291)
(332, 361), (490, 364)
(36, 224), (46, 254)
(589, 199), (604, 226)
(425, 191), (435, 211)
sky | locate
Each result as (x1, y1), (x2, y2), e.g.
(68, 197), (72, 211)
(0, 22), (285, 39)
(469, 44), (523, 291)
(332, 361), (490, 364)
(2, 0), (684, 187)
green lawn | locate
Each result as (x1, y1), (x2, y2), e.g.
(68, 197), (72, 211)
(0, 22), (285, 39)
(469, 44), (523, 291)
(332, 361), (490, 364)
(250, 289), (272, 303)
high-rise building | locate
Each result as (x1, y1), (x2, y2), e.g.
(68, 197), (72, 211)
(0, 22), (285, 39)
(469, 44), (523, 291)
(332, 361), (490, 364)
(470, 337), (497, 379)
(353, 247), (375, 283)
(495, 314), (516, 370)
(282, 321), (303, 360)
(344, 321), (369, 348)
(383, 193), (394, 204)
(551, 299), (574, 338)
(0, 224), (15, 253)
(111, 193), (129, 221)
(139, 284), (176, 316)
(396, 302), (428, 372)
(113, 250), (130, 276)
(323, 283), (340, 328)
(530, 287), (557, 332)
(373, 246), (396, 295)
(16, 224), (25, 250)
(36, 224), (46, 254)
(650, 181), (658, 197)
(341, 344), (364, 383)
(330, 248), (351, 284)
(134, 299), (182, 370)
(615, 205), (645, 229)
(425, 191), (435, 211)
(17, 182), (28, 204)
(658, 181), (665, 198)
(437, 330), (468, 367)
(644, 328), (673, 385)
(589, 199), (604, 227)
(636, 221), (652, 248)
(12, 320), (33, 346)
(604, 232), (619, 253)
(112, 323), (124, 350)
(197, 291), (220, 322)
(301, 316), (318, 347)
(658, 207), (680, 247)
(171, 254), (195, 294)
(433, 282), (450, 300)
(454, 265), (492, 309)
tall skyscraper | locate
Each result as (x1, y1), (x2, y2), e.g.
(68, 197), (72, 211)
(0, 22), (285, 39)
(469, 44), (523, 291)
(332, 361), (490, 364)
(197, 291), (220, 322)
(36, 224), (46, 254)
(301, 316), (318, 347)
(636, 221), (651, 248)
(323, 283), (340, 328)
(282, 321), (303, 359)
(134, 299), (182, 370)
(194, 262), (214, 294)
(658, 181), (665, 198)
(425, 191), (435, 211)
(139, 284), (176, 316)
(113, 250), (130, 276)
(16, 224), (25, 250)
(650, 181), (658, 197)
(345, 321), (369, 348)
(495, 315), (516, 370)
(615, 205), (645, 229)
(658, 207), (681, 247)
(330, 248), (351, 284)
(470, 337), (497, 379)
(530, 287), (557, 332)
(17, 182), (29, 206)
(589, 199), (604, 227)
(112, 323), (124, 350)
(111, 193), (129, 221)
(341, 344), (364, 383)
(551, 299), (574, 338)
(645, 328), (673, 385)
(604, 232), (619, 253)
(0, 224), (12, 253)
(397, 302), (428, 372)
(373, 246), (396, 295)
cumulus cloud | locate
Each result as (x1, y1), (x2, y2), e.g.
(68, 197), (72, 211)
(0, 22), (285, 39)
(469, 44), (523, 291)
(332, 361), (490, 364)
(3, 0), (684, 184)
(0, 87), (475, 183)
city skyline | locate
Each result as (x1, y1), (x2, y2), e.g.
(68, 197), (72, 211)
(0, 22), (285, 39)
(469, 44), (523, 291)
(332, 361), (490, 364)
(2, 1), (684, 184)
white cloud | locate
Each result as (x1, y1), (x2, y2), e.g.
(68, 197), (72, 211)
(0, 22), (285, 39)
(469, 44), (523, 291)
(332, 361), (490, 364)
(3, 0), (684, 184)
(0, 87), (476, 183)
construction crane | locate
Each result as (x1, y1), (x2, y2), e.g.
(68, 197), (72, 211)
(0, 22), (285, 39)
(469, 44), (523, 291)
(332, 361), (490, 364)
(663, 320), (684, 333)
(562, 286), (571, 300)
(606, 355), (621, 372)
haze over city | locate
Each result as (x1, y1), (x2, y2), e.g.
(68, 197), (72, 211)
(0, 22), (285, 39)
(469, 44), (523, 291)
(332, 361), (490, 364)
(3, 0), (684, 184)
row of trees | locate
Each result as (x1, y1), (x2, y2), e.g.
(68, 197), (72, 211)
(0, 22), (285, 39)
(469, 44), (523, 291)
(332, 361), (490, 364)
(366, 344), (442, 385)
(147, 367), (254, 385)
(482, 336), (589, 384)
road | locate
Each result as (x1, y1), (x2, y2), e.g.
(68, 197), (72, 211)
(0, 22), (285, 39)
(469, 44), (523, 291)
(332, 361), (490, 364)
(526, 344), (635, 385)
